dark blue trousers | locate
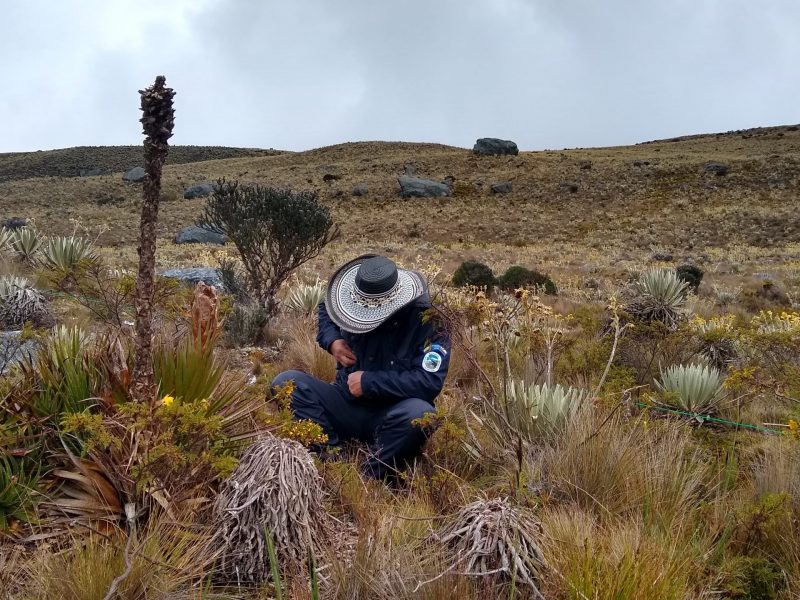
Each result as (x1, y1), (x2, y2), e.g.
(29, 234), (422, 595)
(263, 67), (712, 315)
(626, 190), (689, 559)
(272, 370), (435, 479)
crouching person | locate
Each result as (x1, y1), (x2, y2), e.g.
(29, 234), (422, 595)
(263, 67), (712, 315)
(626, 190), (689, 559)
(271, 255), (450, 481)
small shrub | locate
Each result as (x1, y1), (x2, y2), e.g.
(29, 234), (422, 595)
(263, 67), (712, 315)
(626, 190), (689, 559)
(283, 279), (326, 316)
(497, 265), (557, 295)
(626, 268), (688, 329)
(654, 363), (725, 414)
(676, 264), (703, 292)
(200, 179), (339, 315)
(40, 235), (97, 275)
(223, 304), (269, 346)
(452, 261), (496, 292)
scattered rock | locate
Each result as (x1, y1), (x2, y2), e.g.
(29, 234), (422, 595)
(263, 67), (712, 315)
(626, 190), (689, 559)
(704, 162), (729, 176)
(122, 167), (146, 182)
(0, 331), (37, 374)
(703, 182), (717, 190)
(403, 164), (417, 176)
(183, 183), (217, 199)
(559, 182), (579, 194)
(352, 183), (369, 196)
(174, 225), (228, 245)
(1, 217), (27, 230)
(473, 138), (519, 156)
(161, 267), (225, 290)
(95, 194), (126, 206)
(767, 177), (786, 190)
(397, 175), (451, 198)
(652, 253), (674, 262)
(80, 167), (108, 177)
(579, 160), (592, 171)
(491, 182), (513, 194)
(443, 175), (456, 188)
(633, 160), (651, 167)
(322, 173), (341, 184)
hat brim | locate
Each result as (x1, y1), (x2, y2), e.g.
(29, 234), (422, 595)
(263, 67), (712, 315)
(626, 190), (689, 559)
(325, 254), (427, 334)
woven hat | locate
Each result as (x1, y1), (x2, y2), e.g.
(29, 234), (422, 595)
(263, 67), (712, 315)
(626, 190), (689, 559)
(325, 254), (428, 334)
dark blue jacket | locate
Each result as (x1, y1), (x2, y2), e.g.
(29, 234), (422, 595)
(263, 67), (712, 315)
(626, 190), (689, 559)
(317, 296), (450, 405)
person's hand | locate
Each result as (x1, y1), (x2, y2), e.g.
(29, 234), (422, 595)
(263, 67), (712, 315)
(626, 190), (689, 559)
(330, 339), (356, 367)
(348, 371), (364, 397)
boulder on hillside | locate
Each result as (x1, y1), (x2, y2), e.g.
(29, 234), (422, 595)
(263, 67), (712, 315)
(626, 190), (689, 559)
(398, 175), (451, 198)
(183, 183), (217, 199)
(161, 267), (224, 290)
(579, 160), (593, 171)
(122, 166), (146, 182)
(704, 162), (729, 176)
(0, 331), (38, 374)
(352, 183), (369, 196)
(490, 182), (513, 194)
(473, 138), (519, 156)
(1, 217), (27, 230)
(174, 225), (228, 245)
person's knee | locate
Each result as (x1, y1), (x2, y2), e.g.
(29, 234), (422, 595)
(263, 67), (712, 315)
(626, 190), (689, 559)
(271, 369), (305, 390)
(395, 398), (436, 426)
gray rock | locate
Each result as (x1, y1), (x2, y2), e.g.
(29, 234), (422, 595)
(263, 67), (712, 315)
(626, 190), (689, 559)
(183, 183), (217, 199)
(559, 182), (579, 193)
(652, 253), (674, 262)
(352, 183), (369, 196)
(0, 331), (37, 374)
(473, 138), (519, 156)
(161, 267), (224, 290)
(491, 182), (513, 194)
(632, 160), (651, 167)
(1, 217), (27, 230)
(704, 162), (729, 176)
(80, 167), (108, 177)
(397, 175), (451, 198)
(122, 166), (146, 182)
(174, 225), (228, 245)
(579, 160), (592, 170)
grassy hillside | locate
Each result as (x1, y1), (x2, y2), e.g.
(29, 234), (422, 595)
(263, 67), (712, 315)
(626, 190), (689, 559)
(0, 145), (283, 183)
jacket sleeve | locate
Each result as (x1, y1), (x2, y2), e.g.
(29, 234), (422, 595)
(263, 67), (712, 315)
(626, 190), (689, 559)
(317, 302), (343, 353)
(360, 320), (450, 404)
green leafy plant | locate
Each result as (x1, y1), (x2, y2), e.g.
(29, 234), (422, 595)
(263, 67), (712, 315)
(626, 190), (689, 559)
(199, 179), (339, 316)
(502, 381), (589, 441)
(0, 453), (40, 531)
(9, 227), (43, 263)
(0, 227), (13, 253)
(283, 279), (326, 316)
(627, 268), (689, 329)
(654, 363), (726, 414)
(498, 265), (557, 295)
(452, 261), (496, 292)
(40, 235), (97, 275)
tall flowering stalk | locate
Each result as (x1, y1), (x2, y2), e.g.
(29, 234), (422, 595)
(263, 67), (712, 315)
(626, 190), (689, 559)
(130, 76), (175, 403)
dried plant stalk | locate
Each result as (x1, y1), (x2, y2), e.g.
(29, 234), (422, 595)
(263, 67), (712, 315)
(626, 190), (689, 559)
(432, 497), (546, 596)
(212, 434), (332, 583)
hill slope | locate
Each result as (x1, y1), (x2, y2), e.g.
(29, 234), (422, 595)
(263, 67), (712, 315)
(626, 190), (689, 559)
(1, 126), (798, 260)
(0, 145), (283, 183)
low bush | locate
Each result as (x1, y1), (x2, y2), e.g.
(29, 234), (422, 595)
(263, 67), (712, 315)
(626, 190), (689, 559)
(676, 263), (704, 292)
(452, 261), (496, 292)
(497, 265), (557, 295)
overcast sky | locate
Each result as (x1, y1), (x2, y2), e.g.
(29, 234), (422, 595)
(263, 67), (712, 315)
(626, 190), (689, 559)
(1, 0), (798, 153)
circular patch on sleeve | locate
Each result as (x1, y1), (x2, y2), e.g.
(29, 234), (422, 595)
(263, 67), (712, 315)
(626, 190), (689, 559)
(422, 351), (443, 373)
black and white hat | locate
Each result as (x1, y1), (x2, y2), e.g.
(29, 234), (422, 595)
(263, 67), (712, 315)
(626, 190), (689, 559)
(325, 254), (428, 334)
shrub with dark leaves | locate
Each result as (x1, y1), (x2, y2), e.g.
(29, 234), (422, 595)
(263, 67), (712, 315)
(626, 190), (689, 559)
(498, 265), (557, 295)
(452, 261), (496, 292)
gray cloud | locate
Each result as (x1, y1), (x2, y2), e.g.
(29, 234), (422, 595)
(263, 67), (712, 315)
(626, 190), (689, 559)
(1, 0), (798, 152)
